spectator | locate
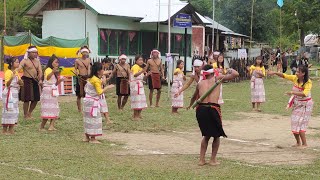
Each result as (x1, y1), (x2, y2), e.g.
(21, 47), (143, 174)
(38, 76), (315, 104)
(290, 55), (302, 74)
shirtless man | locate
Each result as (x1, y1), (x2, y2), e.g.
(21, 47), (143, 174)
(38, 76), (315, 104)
(191, 65), (238, 166)
(18, 46), (43, 119)
(145, 49), (164, 107)
(74, 46), (91, 112)
(112, 54), (130, 110)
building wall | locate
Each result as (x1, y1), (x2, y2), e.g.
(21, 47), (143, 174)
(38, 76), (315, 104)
(42, 9), (97, 55)
(192, 26), (205, 56)
(42, 10), (193, 71)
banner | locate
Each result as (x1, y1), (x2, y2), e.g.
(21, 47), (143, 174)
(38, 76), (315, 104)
(3, 34), (88, 76)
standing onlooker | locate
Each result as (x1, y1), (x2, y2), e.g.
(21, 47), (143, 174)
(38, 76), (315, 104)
(282, 52), (288, 73)
(290, 55), (302, 75)
(301, 52), (311, 68)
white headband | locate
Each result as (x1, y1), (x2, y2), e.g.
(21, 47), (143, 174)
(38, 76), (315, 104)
(150, 50), (161, 58)
(27, 48), (38, 53)
(119, 54), (127, 60)
(203, 69), (214, 74)
(193, 59), (203, 67)
(80, 48), (90, 54)
(24, 47), (38, 59)
(213, 51), (220, 56)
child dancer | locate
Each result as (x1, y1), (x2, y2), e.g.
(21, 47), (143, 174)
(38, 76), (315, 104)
(40, 55), (65, 131)
(249, 56), (266, 112)
(212, 54), (226, 104)
(130, 55), (147, 120)
(171, 60), (186, 113)
(2, 57), (23, 134)
(268, 65), (313, 148)
(83, 62), (114, 143)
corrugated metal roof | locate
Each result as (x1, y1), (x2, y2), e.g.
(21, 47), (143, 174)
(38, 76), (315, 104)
(85, 0), (187, 20)
(195, 12), (211, 24)
(140, 2), (188, 22)
(204, 16), (249, 37)
(25, 0), (208, 24)
(221, 31), (249, 38)
(25, 0), (49, 16)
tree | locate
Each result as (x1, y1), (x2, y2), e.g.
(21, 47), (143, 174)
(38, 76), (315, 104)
(281, 0), (320, 46)
(0, 0), (41, 36)
(190, 0), (279, 42)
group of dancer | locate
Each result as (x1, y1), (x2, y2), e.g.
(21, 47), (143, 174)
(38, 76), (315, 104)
(1, 46), (314, 164)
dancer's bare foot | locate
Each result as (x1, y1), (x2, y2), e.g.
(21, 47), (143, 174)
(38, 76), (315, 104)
(150, 105), (155, 108)
(198, 160), (206, 166)
(298, 145), (308, 149)
(39, 128), (46, 132)
(291, 143), (301, 147)
(89, 139), (101, 144)
(106, 119), (113, 124)
(209, 161), (220, 166)
(132, 117), (140, 121)
(155, 104), (160, 108)
(82, 137), (90, 142)
(48, 127), (57, 131)
(26, 115), (35, 120)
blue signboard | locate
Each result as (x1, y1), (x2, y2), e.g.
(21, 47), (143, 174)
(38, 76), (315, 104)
(173, 13), (192, 28)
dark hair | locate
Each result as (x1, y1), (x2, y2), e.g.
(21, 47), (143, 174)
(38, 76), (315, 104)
(7, 57), (18, 69)
(102, 58), (111, 63)
(46, 54), (59, 70)
(89, 62), (103, 78)
(44, 54), (59, 80)
(254, 56), (264, 67)
(135, 55), (143, 62)
(297, 65), (309, 86)
(217, 54), (224, 69)
(203, 64), (213, 71)
(176, 60), (184, 68)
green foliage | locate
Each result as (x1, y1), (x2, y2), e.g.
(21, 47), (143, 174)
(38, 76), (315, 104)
(0, 0), (41, 36)
(190, 0), (320, 46)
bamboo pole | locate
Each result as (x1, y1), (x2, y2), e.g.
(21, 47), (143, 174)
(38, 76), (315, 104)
(212, 0), (215, 52)
(191, 77), (224, 109)
(167, 0), (171, 98)
(4, 0), (6, 35)
(279, 7), (282, 50)
(250, 0), (254, 49)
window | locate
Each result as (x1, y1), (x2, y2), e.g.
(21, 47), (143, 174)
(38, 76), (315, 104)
(159, 32), (167, 53)
(99, 29), (140, 56)
(118, 31), (128, 55)
(98, 28), (191, 57)
(128, 31), (139, 55)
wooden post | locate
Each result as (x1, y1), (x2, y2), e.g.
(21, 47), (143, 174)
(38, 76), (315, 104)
(184, 28), (187, 75)
(4, 0), (6, 35)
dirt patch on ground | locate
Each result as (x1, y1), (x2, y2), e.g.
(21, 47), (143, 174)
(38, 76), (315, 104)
(102, 112), (320, 165)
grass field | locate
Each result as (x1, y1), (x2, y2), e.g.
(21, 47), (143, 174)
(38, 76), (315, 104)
(1, 75), (320, 179)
